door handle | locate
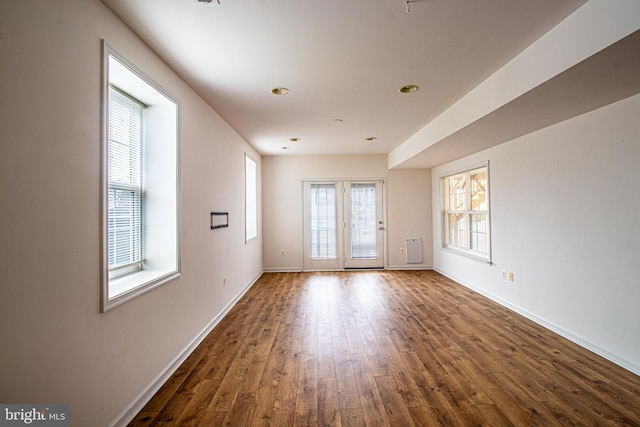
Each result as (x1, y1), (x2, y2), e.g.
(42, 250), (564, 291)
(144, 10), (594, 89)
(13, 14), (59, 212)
(378, 226), (385, 230)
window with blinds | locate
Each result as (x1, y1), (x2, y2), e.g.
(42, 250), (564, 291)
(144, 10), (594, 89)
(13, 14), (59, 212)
(101, 42), (180, 311)
(108, 87), (144, 276)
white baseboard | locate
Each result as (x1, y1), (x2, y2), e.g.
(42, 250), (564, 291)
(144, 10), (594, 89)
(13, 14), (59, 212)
(109, 270), (264, 427)
(386, 264), (433, 270)
(434, 268), (640, 377)
(264, 266), (434, 272)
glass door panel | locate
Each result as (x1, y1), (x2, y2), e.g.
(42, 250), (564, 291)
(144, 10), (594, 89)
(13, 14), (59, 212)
(310, 183), (337, 259)
(303, 182), (344, 270)
(345, 181), (384, 269)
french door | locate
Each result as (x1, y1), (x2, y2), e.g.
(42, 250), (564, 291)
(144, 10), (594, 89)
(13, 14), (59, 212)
(303, 180), (384, 270)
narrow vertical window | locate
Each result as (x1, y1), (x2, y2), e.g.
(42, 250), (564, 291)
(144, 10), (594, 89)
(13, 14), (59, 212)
(101, 42), (180, 311)
(245, 154), (258, 242)
(442, 164), (490, 261)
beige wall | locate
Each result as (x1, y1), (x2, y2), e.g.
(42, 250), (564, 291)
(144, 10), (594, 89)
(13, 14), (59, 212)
(262, 155), (432, 270)
(5, 1), (636, 425)
(0, 1), (262, 425)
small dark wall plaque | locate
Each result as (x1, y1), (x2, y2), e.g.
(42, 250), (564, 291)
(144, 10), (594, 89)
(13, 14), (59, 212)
(211, 212), (229, 229)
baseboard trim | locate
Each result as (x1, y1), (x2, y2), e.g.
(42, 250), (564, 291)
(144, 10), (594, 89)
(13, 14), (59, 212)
(386, 265), (433, 270)
(434, 268), (640, 376)
(109, 270), (264, 427)
(263, 266), (434, 272)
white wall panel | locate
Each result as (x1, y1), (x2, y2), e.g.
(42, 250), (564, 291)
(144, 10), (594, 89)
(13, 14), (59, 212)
(432, 94), (640, 374)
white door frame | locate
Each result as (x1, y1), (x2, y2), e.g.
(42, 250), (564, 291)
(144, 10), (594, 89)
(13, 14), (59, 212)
(302, 179), (386, 271)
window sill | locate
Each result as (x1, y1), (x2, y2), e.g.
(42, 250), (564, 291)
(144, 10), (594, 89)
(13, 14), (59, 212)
(104, 267), (180, 311)
(441, 245), (492, 264)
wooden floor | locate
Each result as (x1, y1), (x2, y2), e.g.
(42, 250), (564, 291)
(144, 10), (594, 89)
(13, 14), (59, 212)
(129, 271), (640, 426)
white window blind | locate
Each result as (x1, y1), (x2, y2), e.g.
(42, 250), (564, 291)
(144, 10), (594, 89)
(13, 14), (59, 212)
(310, 183), (337, 259)
(108, 87), (144, 272)
(350, 183), (378, 259)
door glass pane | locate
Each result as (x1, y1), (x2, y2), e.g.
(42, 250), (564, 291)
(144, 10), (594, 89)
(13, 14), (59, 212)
(310, 184), (337, 259)
(350, 183), (377, 259)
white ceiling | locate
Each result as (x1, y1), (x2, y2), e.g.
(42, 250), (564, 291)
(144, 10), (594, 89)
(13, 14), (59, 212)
(101, 0), (638, 167)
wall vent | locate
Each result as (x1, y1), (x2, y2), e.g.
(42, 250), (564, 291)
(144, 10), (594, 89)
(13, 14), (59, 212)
(405, 238), (422, 264)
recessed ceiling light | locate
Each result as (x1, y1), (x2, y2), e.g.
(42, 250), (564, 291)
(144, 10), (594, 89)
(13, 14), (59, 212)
(333, 118), (343, 123)
(281, 146), (290, 150)
(399, 84), (419, 94)
(289, 137), (301, 142)
(272, 87), (290, 95)
(365, 137), (378, 141)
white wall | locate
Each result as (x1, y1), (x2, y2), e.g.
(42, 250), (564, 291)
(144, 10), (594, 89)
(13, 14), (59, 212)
(432, 94), (640, 374)
(0, 1), (262, 425)
(262, 155), (432, 271)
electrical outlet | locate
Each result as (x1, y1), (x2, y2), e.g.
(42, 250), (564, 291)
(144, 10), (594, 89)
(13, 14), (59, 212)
(223, 277), (226, 286)
(280, 249), (285, 256)
(400, 247), (405, 254)
(509, 272), (514, 282)
(501, 270), (506, 280)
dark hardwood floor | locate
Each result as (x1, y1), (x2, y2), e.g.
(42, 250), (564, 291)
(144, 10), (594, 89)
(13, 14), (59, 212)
(129, 270), (640, 426)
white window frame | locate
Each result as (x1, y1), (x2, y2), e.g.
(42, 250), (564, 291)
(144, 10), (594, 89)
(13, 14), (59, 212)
(245, 153), (258, 242)
(100, 41), (181, 312)
(441, 162), (491, 263)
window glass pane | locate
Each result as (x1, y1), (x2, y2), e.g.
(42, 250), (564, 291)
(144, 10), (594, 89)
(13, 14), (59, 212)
(448, 173), (466, 210)
(470, 168), (487, 211)
(350, 184), (377, 259)
(448, 213), (467, 248)
(109, 90), (142, 187)
(108, 188), (142, 267)
(470, 213), (488, 253)
(310, 184), (337, 259)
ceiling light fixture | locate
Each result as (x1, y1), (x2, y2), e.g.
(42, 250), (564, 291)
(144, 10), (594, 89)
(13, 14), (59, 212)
(196, 0), (220, 5)
(333, 118), (343, 123)
(365, 137), (378, 141)
(271, 87), (290, 95)
(281, 146), (290, 150)
(399, 84), (419, 93)
(289, 137), (301, 142)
